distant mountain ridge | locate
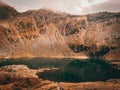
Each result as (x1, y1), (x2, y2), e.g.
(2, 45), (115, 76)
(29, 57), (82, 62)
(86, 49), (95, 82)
(0, 2), (120, 60)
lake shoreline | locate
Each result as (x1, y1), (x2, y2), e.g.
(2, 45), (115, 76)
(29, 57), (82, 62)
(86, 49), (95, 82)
(0, 55), (90, 60)
(0, 64), (120, 90)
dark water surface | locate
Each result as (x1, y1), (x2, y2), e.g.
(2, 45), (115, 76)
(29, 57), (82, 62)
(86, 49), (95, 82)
(0, 58), (120, 82)
(0, 58), (72, 69)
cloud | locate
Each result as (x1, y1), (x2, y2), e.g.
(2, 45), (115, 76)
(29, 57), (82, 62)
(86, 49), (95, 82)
(1, 0), (82, 14)
(1, 0), (120, 15)
(82, 0), (120, 14)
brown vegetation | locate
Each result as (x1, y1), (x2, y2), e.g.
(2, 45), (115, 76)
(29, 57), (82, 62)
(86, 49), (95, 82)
(0, 3), (120, 60)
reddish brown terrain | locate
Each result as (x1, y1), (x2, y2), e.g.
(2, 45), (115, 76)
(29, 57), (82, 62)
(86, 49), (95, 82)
(0, 2), (120, 60)
(0, 1), (120, 90)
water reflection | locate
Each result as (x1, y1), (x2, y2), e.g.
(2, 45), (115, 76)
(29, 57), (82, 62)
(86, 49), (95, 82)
(0, 58), (72, 69)
(37, 59), (120, 82)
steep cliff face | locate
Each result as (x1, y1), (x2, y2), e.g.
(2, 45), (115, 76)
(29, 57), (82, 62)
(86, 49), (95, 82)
(0, 3), (120, 59)
(0, 7), (81, 58)
(68, 12), (120, 59)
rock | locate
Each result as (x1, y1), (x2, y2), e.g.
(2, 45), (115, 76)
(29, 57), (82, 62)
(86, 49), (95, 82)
(103, 48), (120, 61)
(0, 65), (40, 90)
(0, 65), (38, 85)
(0, 2), (120, 60)
(107, 79), (120, 84)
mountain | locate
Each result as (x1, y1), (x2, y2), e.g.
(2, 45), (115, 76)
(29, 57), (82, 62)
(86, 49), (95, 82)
(0, 1), (18, 20)
(0, 3), (120, 60)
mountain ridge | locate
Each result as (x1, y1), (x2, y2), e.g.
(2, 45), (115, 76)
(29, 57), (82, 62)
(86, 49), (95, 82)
(0, 3), (120, 60)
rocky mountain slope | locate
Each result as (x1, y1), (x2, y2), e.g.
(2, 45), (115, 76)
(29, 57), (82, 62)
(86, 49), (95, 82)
(0, 2), (120, 60)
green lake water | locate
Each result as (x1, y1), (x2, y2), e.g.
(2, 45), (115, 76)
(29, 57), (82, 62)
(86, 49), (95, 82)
(0, 58), (120, 82)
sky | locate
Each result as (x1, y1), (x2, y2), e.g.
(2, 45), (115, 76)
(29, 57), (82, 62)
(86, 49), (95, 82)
(1, 0), (120, 15)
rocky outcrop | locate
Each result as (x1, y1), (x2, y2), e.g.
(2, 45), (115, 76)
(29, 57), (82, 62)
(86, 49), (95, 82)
(0, 3), (120, 60)
(0, 65), (40, 90)
(103, 48), (120, 61)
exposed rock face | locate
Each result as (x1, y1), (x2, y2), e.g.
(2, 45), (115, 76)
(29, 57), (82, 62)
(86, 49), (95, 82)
(0, 3), (120, 60)
(0, 65), (40, 90)
(0, 65), (38, 79)
(103, 48), (120, 61)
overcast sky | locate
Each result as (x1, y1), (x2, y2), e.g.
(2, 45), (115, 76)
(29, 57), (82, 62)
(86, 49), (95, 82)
(1, 0), (120, 15)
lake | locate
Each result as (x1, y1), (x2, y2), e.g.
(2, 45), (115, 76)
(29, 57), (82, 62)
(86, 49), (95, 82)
(0, 58), (120, 82)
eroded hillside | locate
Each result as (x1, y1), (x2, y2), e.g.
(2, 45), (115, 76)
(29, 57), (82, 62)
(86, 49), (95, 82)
(0, 3), (120, 60)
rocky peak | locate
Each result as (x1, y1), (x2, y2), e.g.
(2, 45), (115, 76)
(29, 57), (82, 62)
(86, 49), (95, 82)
(0, 1), (18, 20)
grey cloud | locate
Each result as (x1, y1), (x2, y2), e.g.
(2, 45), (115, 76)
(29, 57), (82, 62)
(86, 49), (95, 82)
(87, 0), (95, 3)
(82, 0), (120, 14)
(1, 0), (82, 14)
